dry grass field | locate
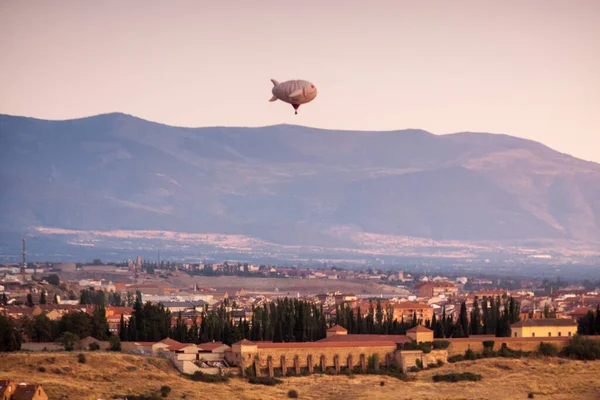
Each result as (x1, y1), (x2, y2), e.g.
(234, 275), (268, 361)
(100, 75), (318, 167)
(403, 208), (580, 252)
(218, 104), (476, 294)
(2, 352), (600, 399)
(168, 275), (409, 296)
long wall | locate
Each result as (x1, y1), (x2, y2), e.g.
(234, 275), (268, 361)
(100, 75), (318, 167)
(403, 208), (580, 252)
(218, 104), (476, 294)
(446, 336), (571, 356)
(238, 344), (397, 374)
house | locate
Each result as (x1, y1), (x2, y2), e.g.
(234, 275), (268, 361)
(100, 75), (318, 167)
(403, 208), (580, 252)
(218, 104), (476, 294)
(418, 282), (459, 298)
(11, 383), (48, 400)
(510, 318), (577, 338)
(406, 325), (434, 343)
(0, 380), (16, 400)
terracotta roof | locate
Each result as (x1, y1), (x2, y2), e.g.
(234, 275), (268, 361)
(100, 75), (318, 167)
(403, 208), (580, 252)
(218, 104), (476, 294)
(233, 339), (256, 346)
(159, 337), (183, 346)
(198, 342), (228, 351)
(511, 318), (577, 328)
(167, 344), (197, 351)
(392, 302), (431, 309)
(319, 334), (412, 344)
(254, 341), (396, 349)
(407, 325), (433, 333)
(327, 325), (348, 332)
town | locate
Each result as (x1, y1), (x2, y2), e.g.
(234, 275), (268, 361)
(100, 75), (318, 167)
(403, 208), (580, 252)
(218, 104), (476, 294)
(1, 248), (600, 399)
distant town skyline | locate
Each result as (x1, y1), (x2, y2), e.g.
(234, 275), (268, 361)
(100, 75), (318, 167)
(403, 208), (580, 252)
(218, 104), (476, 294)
(1, 1), (599, 163)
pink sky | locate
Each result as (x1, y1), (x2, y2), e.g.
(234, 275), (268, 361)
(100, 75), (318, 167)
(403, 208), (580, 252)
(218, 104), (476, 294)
(1, 0), (599, 162)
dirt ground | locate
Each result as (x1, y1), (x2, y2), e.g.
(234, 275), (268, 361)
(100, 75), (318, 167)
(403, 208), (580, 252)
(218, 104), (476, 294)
(1, 352), (599, 399)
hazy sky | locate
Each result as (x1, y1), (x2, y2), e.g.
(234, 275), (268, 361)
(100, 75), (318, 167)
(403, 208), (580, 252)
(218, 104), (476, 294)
(1, 1), (599, 162)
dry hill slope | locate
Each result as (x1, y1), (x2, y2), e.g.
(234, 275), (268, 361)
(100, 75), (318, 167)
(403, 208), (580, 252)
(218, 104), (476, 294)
(1, 352), (599, 399)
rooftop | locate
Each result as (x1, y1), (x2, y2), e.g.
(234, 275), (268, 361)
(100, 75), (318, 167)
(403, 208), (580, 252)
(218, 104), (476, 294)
(511, 318), (577, 328)
(407, 325), (433, 333)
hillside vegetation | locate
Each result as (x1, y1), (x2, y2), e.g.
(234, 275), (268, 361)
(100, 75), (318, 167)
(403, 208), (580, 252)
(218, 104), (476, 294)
(1, 352), (600, 399)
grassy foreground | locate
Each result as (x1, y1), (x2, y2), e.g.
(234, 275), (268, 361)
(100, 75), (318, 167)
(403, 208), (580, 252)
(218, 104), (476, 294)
(1, 352), (600, 399)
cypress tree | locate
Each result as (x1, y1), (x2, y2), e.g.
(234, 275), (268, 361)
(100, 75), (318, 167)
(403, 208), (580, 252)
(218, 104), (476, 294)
(470, 297), (481, 335)
(39, 290), (46, 305)
(459, 302), (469, 337)
(26, 294), (34, 307)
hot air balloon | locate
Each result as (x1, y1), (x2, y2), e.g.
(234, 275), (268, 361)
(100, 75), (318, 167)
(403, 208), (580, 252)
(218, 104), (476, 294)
(269, 79), (317, 114)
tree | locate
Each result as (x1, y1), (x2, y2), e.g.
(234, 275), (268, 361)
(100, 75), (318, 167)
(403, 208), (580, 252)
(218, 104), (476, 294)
(59, 332), (79, 351)
(40, 289), (47, 305)
(459, 302), (469, 338)
(109, 335), (121, 351)
(1, 293), (7, 305)
(53, 294), (59, 304)
(470, 297), (482, 335)
(26, 293), (34, 307)
(0, 315), (22, 351)
(44, 274), (60, 286)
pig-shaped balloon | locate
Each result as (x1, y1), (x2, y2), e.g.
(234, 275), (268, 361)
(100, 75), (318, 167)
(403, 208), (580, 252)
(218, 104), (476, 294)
(269, 79), (317, 114)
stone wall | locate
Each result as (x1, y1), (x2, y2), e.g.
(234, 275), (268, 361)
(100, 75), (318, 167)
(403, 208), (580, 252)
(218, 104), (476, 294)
(21, 342), (63, 352)
(445, 336), (571, 356)
(240, 344), (396, 376)
(396, 350), (447, 373)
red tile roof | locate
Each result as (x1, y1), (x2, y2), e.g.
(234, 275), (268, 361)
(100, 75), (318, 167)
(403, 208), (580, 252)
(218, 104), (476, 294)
(407, 325), (433, 333)
(319, 334), (412, 344)
(326, 324), (348, 332)
(254, 341), (396, 349)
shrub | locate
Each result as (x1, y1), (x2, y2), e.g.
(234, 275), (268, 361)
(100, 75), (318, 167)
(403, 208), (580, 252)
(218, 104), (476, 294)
(248, 376), (283, 386)
(482, 340), (495, 350)
(288, 389), (299, 398)
(437, 359), (444, 367)
(78, 353), (86, 364)
(464, 349), (477, 360)
(37, 366), (46, 372)
(538, 342), (558, 357)
(448, 355), (464, 363)
(380, 381), (385, 386)
(432, 372), (482, 383)
(59, 332), (79, 351)
(403, 342), (417, 350)
(89, 342), (100, 351)
(528, 393), (535, 399)
(244, 365), (255, 377)
(432, 340), (451, 349)
(562, 335), (600, 360)
(415, 358), (423, 369)
(367, 354), (380, 369)
(418, 342), (432, 353)
(189, 371), (230, 383)
(160, 386), (171, 398)
(109, 336), (121, 352)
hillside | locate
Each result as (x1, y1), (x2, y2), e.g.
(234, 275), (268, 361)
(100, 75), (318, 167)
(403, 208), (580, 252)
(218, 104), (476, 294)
(1, 352), (599, 399)
(1, 112), (599, 259)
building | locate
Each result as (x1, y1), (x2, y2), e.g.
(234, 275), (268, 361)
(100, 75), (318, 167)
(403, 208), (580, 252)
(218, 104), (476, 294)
(406, 325), (434, 343)
(0, 380), (16, 400)
(418, 282), (459, 298)
(510, 318), (577, 338)
(11, 383), (48, 400)
(391, 301), (434, 322)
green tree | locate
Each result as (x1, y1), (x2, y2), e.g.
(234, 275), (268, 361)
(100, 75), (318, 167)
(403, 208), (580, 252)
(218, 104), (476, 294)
(59, 331), (79, 351)
(40, 289), (47, 305)
(470, 297), (482, 335)
(26, 293), (34, 307)
(459, 302), (469, 337)
(0, 315), (22, 351)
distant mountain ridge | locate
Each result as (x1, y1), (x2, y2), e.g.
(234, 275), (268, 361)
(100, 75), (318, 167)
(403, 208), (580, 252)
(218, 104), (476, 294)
(1, 112), (599, 258)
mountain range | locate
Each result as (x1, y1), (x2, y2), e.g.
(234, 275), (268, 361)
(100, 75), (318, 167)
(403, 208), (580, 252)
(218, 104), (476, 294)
(1, 112), (599, 262)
